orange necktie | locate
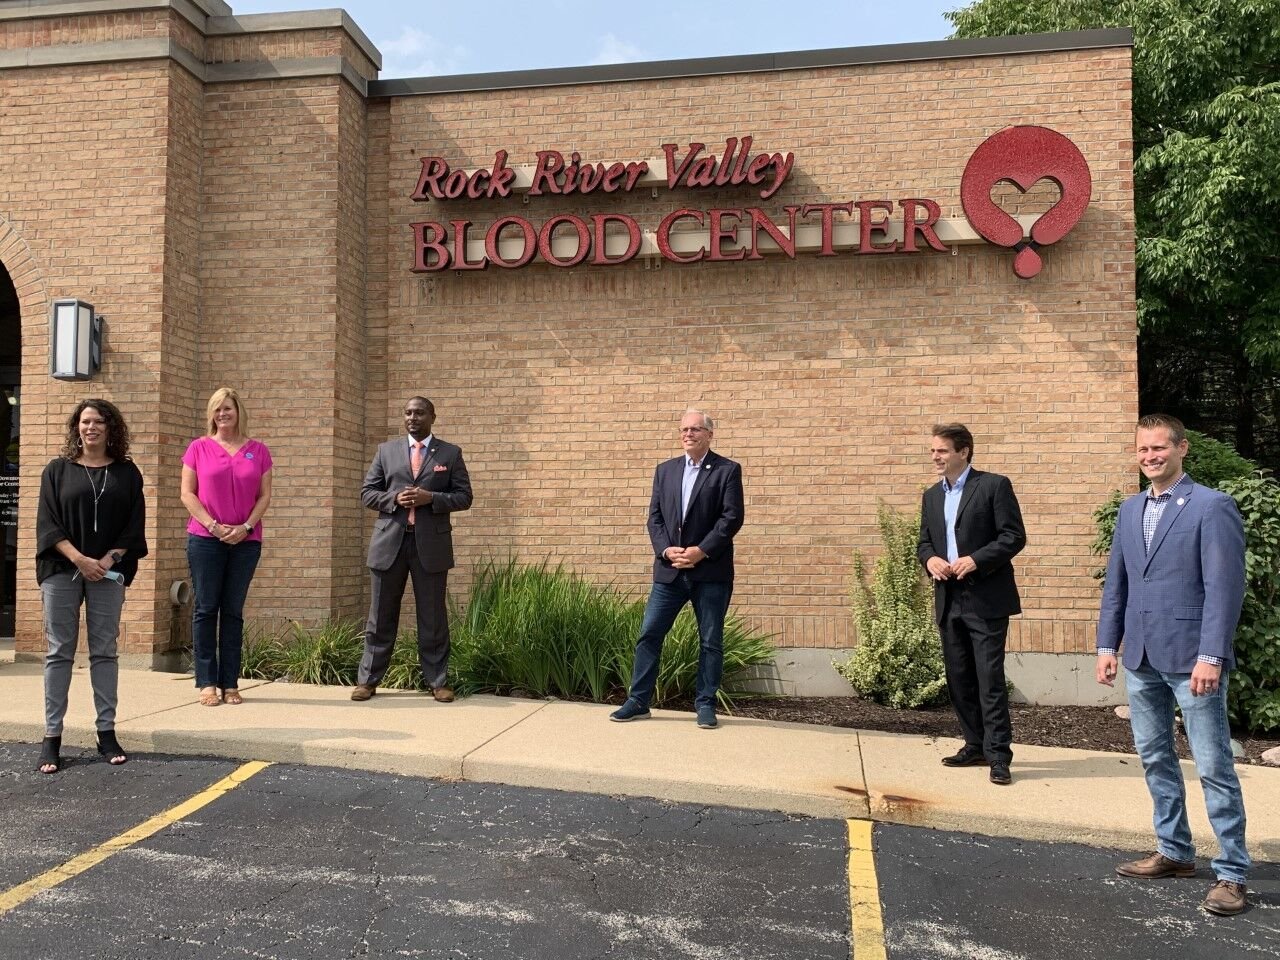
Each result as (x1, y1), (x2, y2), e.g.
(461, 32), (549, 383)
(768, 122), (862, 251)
(409, 440), (423, 525)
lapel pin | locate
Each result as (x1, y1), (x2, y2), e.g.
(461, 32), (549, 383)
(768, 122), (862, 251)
(1176, 498), (1185, 506)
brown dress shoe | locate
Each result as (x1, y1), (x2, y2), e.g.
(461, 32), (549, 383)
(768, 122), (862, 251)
(1115, 852), (1196, 879)
(350, 684), (376, 702)
(431, 686), (455, 703)
(1202, 880), (1247, 916)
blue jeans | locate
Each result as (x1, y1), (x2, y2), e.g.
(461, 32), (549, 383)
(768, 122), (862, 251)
(188, 535), (262, 690)
(627, 574), (732, 710)
(1125, 662), (1250, 883)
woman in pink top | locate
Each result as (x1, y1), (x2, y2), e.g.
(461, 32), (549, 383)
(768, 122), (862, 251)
(180, 388), (273, 706)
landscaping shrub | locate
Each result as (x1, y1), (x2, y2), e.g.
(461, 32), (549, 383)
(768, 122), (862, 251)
(449, 559), (776, 707)
(1217, 472), (1280, 733)
(246, 559), (777, 708)
(241, 619), (364, 686)
(835, 503), (948, 709)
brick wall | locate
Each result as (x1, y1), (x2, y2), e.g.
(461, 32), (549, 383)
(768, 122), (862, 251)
(0, 6), (1136, 664)
(374, 49), (1137, 653)
(0, 60), (174, 654)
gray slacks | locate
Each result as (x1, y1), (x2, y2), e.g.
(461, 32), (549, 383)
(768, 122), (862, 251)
(41, 569), (126, 736)
(359, 530), (449, 689)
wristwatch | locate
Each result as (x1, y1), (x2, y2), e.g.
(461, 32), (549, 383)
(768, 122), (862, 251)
(110, 551), (124, 564)
(243, 523), (253, 535)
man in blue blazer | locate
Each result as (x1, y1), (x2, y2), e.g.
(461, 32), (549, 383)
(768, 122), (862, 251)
(1097, 414), (1250, 916)
(917, 423), (1026, 785)
(610, 409), (744, 729)
(352, 396), (473, 703)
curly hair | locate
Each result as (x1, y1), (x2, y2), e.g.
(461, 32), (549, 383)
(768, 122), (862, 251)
(61, 398), (131, 461)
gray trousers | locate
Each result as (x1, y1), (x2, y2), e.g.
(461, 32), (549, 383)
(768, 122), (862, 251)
(41, 569), (126, 736)
(359, 531), (449, 689)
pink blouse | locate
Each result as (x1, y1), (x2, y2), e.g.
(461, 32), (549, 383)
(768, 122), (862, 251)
(183, 436), (273, 541)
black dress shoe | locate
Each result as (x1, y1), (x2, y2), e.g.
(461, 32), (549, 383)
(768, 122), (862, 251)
(989, 763), (1012, 785)
(941, 747), (988, 767)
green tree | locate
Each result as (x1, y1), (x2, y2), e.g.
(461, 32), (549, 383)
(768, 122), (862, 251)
(948, 0), (1280, 465)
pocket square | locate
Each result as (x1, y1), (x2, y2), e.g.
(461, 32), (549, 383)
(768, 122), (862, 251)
(433, 464), (448, 472)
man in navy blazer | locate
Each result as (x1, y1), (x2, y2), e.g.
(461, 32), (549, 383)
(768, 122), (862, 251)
(1097, 414), (1250, 916)
(610, 409), (744, 729)
(352, 396), (472, 704)
(917, 423), (1026, 785)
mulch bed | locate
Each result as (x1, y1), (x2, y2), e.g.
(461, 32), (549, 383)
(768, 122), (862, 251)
(706, 696), (1280, 765)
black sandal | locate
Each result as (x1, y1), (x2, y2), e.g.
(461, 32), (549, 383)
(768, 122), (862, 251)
(38, 735), (62, 774)
(96, 730), (128, 766)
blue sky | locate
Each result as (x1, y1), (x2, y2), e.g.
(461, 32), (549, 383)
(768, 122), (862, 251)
(229, 1), (961, 78)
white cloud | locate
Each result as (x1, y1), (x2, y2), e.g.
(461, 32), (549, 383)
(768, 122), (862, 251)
(590, 33), (647, 65)
(377, 25), (468, 79)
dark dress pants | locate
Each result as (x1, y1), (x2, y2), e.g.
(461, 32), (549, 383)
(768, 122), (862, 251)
(359, 530), (449, 689)
(940, 583), (1013, 764)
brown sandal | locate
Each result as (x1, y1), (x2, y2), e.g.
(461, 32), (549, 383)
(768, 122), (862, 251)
(222, 689), (243, 705)
(199, 687), (222, 706)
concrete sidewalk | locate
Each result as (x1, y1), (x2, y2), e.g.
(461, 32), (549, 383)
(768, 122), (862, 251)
(0, 660), (1276, 860)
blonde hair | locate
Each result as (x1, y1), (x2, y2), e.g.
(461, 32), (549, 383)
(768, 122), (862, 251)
(206, 387), (247, 436)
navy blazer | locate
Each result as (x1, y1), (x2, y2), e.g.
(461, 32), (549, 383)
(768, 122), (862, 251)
(647, 450), (744, 583)
(1097, 478), (1246, 673)
(917, 468), (1026, 623)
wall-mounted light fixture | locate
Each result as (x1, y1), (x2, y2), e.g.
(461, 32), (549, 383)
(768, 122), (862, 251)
(50, 299), (103, 380)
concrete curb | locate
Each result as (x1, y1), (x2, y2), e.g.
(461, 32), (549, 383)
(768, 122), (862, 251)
(1, 666), (1275, 859)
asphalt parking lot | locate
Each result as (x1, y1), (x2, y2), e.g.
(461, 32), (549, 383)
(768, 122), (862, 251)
(0, 741), (1276, 959)
(0, 743), (850, 959)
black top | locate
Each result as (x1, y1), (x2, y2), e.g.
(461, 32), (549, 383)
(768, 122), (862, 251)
(36, 457), (148, 586)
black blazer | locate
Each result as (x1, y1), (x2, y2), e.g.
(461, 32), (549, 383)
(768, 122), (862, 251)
(647, 450), (744, 583)
(917, 468), (1026, 623)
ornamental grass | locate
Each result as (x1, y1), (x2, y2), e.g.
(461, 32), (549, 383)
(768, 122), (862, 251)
(242, 558), (776, 707)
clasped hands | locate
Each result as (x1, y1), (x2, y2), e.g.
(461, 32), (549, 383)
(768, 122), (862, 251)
(207, 522), (250, 545)
(664, 546), (706, 569)
(925, 555), (977, 581)
(396, 486), (432, 509)
(72, 552), (118, 582)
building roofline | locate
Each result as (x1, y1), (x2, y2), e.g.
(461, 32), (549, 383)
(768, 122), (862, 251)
(368, 28), (1133, 99)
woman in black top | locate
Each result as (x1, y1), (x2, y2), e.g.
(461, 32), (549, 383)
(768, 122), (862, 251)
(34, 399), (147, 773)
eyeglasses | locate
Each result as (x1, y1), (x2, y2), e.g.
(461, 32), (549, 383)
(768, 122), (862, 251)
(679, 427), (708, 434)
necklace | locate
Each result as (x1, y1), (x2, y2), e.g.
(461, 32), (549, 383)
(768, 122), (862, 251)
(83, 464), (108, 533)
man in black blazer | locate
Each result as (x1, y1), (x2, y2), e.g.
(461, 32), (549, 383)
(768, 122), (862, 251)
(352, 396), (472, 703)
(610, 409), (744, 729)
(917, 423), (1026, 784)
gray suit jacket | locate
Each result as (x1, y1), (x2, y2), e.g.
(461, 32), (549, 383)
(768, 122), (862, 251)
(1097, 477), (1246, 672)
(361, 435), (473, 572)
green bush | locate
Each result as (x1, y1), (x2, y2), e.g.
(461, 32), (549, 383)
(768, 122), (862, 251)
(834, 503), (948, 709)
(242, 619), (364, 686)
(1183, 430), (1259, 489)
(246, 559), (777, 708)
(1218, 473), (1280, 733)
(450, 559), (775, 707)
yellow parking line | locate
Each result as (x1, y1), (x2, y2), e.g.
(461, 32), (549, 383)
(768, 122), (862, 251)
(848, 818), (888, 960)
(0, 760), (271, 917)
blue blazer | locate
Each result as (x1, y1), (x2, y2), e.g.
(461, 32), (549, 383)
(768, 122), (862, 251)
(647, 450), (744, 583)
(1097, 478), (1246, 673)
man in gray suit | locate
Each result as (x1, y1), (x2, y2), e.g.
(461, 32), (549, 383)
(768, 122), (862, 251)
(1097, 414), (1250, 916)
(352, 396), (472, 703)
